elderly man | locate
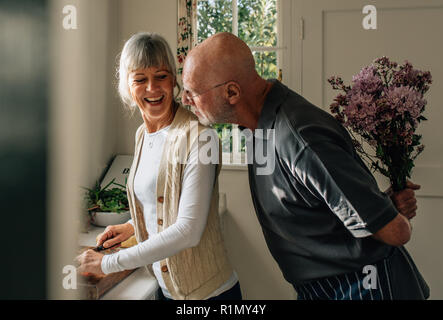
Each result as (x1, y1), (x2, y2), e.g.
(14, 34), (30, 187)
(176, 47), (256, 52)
(182, 32), (429, 300)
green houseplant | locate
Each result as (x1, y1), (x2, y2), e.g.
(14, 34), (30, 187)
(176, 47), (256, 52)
(83, 178), (130, 227)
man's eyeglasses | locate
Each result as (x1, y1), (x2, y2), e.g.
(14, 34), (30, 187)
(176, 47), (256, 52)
(183, 80), (232, 102)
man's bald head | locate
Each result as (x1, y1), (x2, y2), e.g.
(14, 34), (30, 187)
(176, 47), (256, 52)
(182, 32), (271, 129)
(183, 32), (258, 87)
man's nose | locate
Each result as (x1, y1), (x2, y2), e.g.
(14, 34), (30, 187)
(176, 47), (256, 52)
(181, 91), (192, 106)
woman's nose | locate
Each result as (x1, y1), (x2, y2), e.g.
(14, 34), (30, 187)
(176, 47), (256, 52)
(145, 80), (158, 92)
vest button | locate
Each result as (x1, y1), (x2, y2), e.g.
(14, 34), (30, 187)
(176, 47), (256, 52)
(157, 196), (164, 203)
(157, 219), (163, 226)
(161, 265), (168, 273)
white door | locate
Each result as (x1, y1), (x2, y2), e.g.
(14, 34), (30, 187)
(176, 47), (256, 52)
(293, 0), (443, 299)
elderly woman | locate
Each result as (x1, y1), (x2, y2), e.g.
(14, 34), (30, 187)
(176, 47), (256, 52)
(77, 32), (241, 300)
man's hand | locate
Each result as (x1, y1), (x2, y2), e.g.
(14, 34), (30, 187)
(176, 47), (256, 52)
(76, 249), (105, 276)
(372, 181), (420, 246)
(386, 181), (421, 220)
(96, 222), (135, 249)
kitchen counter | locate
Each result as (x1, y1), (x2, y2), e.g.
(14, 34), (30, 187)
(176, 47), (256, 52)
(78, 225), (159, 300)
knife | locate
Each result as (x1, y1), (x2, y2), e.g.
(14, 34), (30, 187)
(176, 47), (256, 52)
(93, 243), (120, 252)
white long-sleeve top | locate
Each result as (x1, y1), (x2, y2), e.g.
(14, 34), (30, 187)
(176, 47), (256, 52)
(101, 125), (237, 299)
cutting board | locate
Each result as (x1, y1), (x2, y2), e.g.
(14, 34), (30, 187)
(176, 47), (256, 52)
(78, 246), (136, 300)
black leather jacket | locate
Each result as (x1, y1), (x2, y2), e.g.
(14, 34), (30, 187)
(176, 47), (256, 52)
(247, 80), (398, 285)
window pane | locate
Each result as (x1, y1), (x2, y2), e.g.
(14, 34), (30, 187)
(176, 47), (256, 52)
(212, 123), (233, 152)
(253, 51), (277, 79)
(238, 0), (277, 47)
(197, 0), (233, 43)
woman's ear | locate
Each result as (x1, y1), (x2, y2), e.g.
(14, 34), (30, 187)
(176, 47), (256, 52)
(225, 82), (241, 104)
(129, 86), (136, 100)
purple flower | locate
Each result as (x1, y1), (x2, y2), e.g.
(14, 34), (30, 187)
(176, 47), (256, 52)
(385, 86), (426, 120)
(392, 61), (433, 94)
(351, 65), (383, 95)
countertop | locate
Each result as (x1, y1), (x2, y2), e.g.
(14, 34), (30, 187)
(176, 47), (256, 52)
(78, 225), (159, 300)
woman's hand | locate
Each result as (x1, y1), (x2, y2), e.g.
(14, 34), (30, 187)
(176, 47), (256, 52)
(76, 249), (105, 276)
(96, 222), (135, 249)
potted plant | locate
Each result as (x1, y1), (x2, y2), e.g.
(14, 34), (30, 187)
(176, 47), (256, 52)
(83, 178), (131, 227)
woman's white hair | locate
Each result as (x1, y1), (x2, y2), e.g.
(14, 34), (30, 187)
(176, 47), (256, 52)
(117, 32), (179, 112)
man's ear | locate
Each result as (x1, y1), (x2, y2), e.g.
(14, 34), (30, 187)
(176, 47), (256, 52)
(225, 82), (241, 104)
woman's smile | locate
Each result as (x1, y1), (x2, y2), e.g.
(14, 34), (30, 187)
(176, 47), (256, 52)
(144, 95), (164, 104)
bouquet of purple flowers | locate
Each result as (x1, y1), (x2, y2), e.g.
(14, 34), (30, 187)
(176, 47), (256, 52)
(328, 57), (432, 191)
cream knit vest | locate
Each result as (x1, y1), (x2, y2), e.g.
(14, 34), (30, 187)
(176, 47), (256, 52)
(126, 106), (233, 300)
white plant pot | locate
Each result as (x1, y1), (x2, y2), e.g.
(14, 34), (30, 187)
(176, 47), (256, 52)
(90, 211), (131, 227)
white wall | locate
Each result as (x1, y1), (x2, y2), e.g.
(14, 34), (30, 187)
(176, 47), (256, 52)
(405, 198), (443, 299)
(219, 169), (295, 299)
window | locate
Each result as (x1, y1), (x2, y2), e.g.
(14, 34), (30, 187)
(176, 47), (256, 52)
(197, 0), (284, 165)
